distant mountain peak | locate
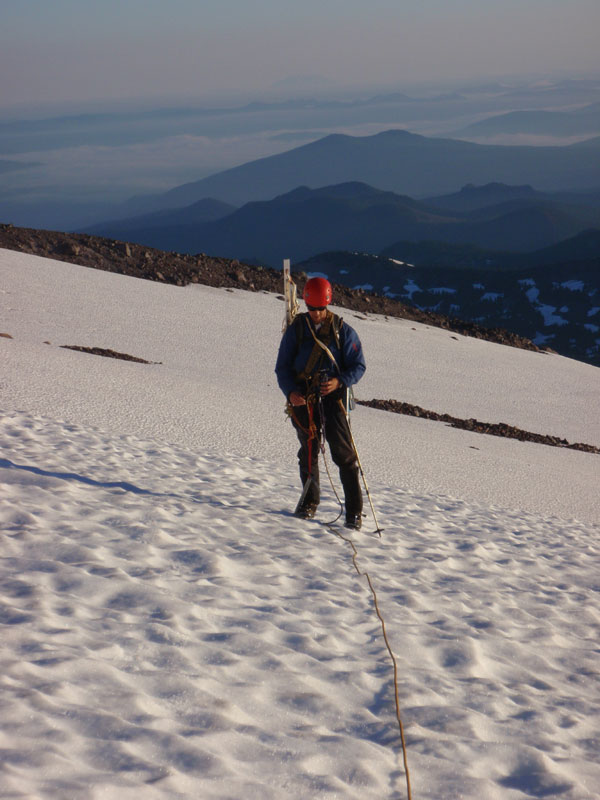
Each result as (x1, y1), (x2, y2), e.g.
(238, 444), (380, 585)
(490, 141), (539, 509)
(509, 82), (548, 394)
(372, 129), (425, 141)
(428, 182), (542, 213)
(270, 181), (425, 207)
(458, 182), (536, 196)
(107, 127), (600, 213)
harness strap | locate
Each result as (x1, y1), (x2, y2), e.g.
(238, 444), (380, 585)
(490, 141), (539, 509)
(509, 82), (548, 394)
(286, 396), (319, 441)
(287, 398), (319, 489)
(298, 312), (341, 381)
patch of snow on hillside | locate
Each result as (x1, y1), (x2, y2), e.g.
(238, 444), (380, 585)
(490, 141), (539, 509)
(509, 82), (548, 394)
(524, 285), (572, 326)
(537, 304), (569, 327)
(526, 286), (540, 302)
(403, 278), (421, 299)
(533, 331), (555, 346)
(559, 280), (585, 291)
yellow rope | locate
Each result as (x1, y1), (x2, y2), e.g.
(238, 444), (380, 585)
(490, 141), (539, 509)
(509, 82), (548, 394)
(330, 526), (413, 800)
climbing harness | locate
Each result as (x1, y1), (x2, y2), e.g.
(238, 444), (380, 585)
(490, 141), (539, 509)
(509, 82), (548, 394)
(300, 311), (342, 378)
(315, 383), (345, 525)
(289, 376), (343, 523)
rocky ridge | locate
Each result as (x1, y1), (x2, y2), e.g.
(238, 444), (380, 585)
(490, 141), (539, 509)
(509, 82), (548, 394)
(0, 223), (546, 355)
(357, 399), (599, 454)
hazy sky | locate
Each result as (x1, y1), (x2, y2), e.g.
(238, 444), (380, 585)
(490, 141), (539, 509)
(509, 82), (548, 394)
(2, 0), (600, 111)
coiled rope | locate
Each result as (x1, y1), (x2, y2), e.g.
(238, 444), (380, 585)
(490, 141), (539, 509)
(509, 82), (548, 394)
(329, 525), (413, 800)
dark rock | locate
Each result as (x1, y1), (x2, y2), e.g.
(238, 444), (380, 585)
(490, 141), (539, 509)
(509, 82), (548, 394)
(357, 398), (599, 454)
(60, 345), (161, 364)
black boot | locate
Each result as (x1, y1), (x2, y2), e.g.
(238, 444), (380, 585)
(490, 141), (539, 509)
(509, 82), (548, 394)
(340, 466), (362, 529)
(295, 502), (318, 519)
(344, 512), (362, 530)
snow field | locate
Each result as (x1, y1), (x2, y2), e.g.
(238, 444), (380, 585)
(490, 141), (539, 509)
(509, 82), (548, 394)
(2, 248), (599, 523)
(1, 411), (599, 799)
(1, 248), (600, 798)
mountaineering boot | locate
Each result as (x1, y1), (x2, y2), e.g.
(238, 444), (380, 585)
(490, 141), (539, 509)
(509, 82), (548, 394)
(340, 465), (362, 520)
(295, 502), (318, 520)
(344, 513), (362, 531)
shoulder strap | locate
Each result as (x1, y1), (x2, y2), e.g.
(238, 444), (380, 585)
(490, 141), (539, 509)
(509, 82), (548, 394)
(303, 313), (341, 376)
(331, 314), (343, 349)
(295, 312), (344, 381)
(295, 312), (342, 348)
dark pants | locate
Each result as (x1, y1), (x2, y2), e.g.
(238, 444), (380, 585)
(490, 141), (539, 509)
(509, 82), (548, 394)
(291, 390), (362, 516)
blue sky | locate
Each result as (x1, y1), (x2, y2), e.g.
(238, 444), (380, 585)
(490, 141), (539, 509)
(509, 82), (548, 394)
(2, 0), (600, 110)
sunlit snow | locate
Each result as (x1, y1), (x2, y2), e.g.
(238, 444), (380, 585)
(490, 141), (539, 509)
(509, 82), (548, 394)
(2, 248), (599, 800)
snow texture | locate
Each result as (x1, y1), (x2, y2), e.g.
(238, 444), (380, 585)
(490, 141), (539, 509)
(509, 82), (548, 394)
(1, 248), (600, 799)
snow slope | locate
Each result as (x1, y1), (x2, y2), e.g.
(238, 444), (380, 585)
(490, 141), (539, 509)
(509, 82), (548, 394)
(1, 248), (599, 799)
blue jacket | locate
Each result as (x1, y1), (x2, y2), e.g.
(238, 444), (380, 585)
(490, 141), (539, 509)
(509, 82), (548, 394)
(275, 313), (366, 399)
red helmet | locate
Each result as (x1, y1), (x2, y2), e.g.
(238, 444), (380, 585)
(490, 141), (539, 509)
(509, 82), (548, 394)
(303, 277), (332, 307)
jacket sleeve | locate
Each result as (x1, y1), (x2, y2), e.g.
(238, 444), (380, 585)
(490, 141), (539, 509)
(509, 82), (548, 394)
(338, 322), (366, 388)
(275, 323), (299, 399)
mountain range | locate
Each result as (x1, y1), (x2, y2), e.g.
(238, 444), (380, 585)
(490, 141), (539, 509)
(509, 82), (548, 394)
(4, 78), (600, 233)
(424, 181), (600, 213)
(10, 121), (600, 369)
(86, 180), (600, 266)
(109, 128), (600, 215)
(451, 102), (600, 140)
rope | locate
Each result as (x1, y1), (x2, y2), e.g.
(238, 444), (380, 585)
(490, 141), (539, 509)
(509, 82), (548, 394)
(306, 401), (316, 482)
(292, 389), (410, 793)
(329, 526), (413, 800)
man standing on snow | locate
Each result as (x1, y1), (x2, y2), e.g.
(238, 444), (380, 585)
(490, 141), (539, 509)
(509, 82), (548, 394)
(275, 277), (366, 530)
